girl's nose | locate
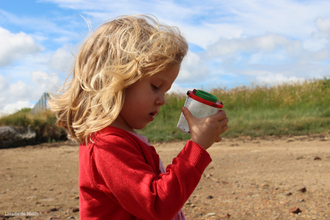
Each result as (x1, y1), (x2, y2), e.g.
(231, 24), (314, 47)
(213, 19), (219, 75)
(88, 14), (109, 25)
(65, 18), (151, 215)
(155, 94), (166, 106)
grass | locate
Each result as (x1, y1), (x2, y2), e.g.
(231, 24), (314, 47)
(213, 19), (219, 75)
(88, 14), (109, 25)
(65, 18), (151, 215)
(0, 108), (66, 143)
(139, 77), (330, 142)
(1, 77), (329, 143)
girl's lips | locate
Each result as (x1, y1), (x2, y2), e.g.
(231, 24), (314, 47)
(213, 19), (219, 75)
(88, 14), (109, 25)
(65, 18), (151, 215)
(149, 111), (158, 121)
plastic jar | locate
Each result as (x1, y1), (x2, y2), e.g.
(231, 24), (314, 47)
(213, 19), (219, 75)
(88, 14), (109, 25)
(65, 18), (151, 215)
(177, 89), (223, 134)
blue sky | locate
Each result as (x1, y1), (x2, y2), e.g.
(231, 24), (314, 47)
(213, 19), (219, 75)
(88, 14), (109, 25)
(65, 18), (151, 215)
(1, 0), (330, 115)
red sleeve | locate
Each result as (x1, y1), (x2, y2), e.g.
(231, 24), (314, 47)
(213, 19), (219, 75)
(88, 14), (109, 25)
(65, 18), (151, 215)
(91, 135), (211, 220)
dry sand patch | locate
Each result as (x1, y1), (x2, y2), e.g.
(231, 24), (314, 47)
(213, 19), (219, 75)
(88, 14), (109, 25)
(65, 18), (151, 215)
(1, 134), (330, 219)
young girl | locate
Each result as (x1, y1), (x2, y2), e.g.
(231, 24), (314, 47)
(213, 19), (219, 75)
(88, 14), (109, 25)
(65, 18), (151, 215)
(49, 15), (228, 220)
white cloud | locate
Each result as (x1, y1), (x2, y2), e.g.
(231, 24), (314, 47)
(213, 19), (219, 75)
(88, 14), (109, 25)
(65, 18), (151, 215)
(175, 22), (242, 49)
(50, 46), (75, 72)
(1, 0), (330, 112)
(217, 0), (330, 39)
(43, 0), (196, 19)
(0, 71), (61, 115)
(53, 36), (72, 43)
(206, 34), (303, 58)
(302, 17), (330, 51)
(8, 80), (35, 100)
(303, 38), (328, 52)
(256, 73), (306, 86)
(0, 101), (34, 116)
(0, 74), (8, 91)
(0, 80), (35, 115)
(168, 83), (194, 94)
(0, 27), (43, 67)
(300, 49), (330, 63)
(315, 17), (330, 33)
(178, 51), (209, 83)
(31, 71), (52, 85)
(31, 71), (63, 93)
(0, 9), (76, 37)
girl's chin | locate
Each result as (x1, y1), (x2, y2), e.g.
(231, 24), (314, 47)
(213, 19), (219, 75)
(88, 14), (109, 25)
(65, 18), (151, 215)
(132, 123), (149, 130)
(149, 114), (155, 121)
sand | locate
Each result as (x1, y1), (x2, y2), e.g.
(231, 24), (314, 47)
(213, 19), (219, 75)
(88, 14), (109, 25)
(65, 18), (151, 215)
(1, 133), (330, 219)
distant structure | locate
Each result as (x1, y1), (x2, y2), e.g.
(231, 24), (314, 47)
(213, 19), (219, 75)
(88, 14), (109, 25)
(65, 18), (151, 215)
(31, 93), (50, 114)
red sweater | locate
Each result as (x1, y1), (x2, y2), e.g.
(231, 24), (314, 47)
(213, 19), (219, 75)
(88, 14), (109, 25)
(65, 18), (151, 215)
(79, 126), (212, 220)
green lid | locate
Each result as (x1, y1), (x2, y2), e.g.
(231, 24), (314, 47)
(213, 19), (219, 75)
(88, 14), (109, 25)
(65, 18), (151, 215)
(195, 90), (217, 103)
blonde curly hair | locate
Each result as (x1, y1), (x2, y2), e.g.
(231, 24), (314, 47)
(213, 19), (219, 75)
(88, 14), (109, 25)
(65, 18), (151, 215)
(49, 15), (188, 143)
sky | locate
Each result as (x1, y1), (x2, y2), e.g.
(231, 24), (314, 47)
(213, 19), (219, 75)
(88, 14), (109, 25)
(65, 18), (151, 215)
(1, 0), (330, 115)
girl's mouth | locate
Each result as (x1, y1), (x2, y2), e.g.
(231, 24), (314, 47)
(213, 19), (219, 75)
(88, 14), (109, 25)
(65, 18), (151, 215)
(149, 111), (158, 121)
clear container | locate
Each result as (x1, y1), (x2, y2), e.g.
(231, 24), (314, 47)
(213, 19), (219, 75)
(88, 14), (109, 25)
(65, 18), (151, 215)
(177, 89), (223, 134)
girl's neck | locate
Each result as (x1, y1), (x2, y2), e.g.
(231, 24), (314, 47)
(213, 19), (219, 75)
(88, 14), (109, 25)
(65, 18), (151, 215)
(110, 115), (137, 134)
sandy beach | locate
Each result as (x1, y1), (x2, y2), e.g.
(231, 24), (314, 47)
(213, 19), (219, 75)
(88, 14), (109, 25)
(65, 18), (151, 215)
(1, 133), (330, 219)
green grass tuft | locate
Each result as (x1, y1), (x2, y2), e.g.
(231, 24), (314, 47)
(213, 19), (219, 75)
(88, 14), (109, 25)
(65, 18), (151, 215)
(140, 77), (330, 141)
(0, 109), (66, 143)
(1, 77), (329, 144)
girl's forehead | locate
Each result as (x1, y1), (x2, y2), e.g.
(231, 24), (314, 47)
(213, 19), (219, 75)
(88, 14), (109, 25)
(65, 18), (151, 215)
(150, 65), (180, 89)
(151, 65), (179, 81)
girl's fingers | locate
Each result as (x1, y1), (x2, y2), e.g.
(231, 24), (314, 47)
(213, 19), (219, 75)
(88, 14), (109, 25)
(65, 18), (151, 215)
(181, 107), (194, 124)
(220, 124), (229, 133)
(219, 117), (229, 125)
(211, 110), (227, 121)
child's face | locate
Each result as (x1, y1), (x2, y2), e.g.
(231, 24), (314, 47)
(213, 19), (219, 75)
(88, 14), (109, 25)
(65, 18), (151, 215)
(113, 64), (180, 133)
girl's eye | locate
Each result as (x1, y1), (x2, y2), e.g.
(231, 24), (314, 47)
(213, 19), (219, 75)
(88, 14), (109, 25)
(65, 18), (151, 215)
(151, 84), (159, 90)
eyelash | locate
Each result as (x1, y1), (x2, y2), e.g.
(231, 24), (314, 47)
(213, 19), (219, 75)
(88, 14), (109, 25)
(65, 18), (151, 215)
(151, 84), (166, 96)
(152, 84), (159, 90)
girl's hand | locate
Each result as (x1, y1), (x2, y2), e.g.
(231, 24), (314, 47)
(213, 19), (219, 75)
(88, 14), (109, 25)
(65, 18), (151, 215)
(182, 107), (229, 150)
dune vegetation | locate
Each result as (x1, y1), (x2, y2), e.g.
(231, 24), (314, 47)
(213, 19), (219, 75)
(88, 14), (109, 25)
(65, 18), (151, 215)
(0, 108), (66, 143)
(1, 77), (329, 143)
(139, 77), (330, 142)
